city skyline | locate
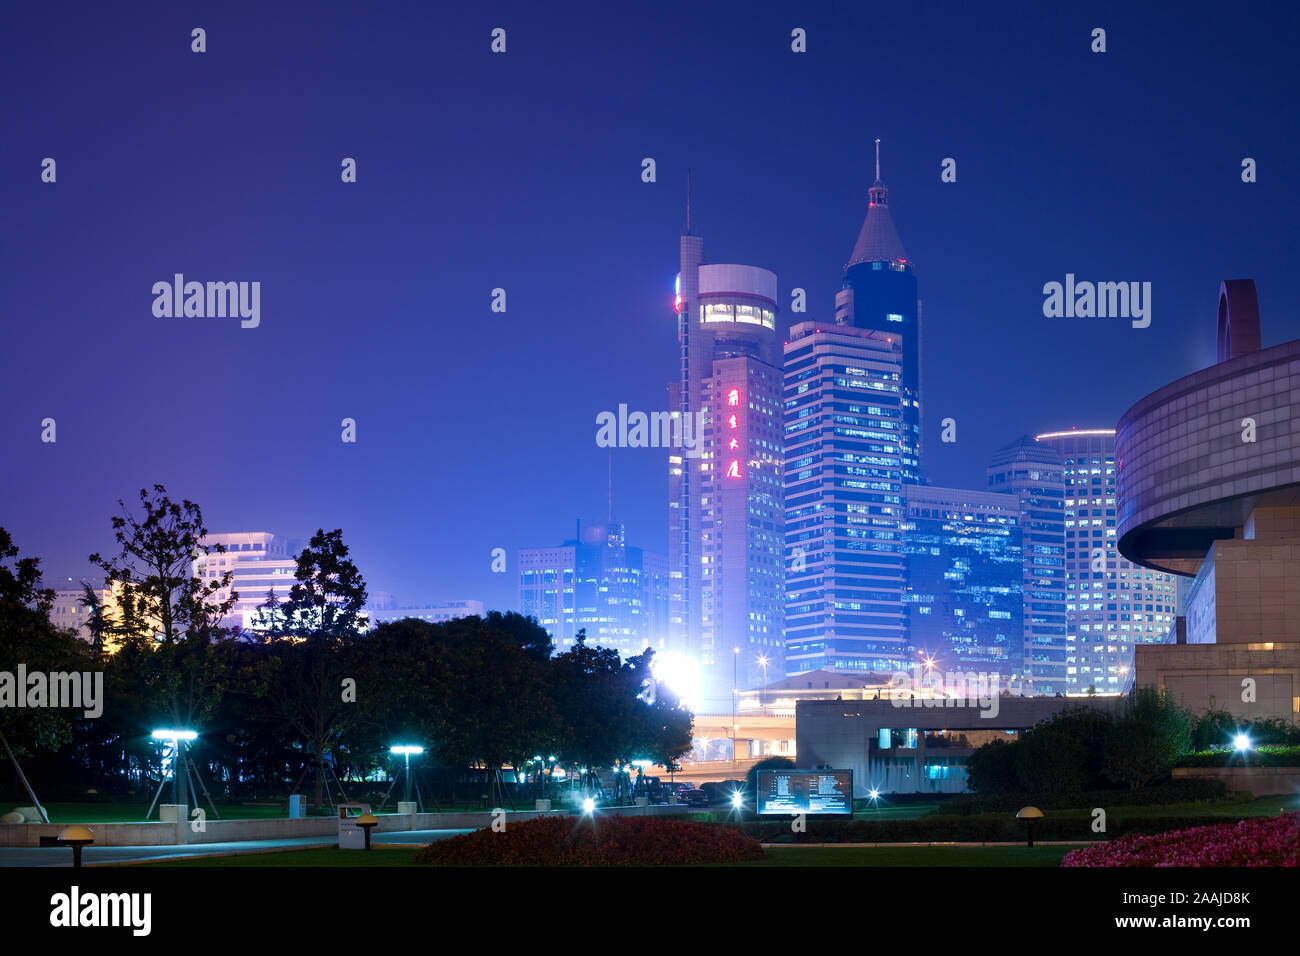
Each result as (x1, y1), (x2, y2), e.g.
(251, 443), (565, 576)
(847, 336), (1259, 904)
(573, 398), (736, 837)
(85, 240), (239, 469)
(4, 3), (1297, 620)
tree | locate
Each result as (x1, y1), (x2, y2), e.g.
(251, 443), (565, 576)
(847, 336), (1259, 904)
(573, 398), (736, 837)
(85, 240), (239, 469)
(256, 529), (369, 808)
(966, 737), (1020, 794)
(0, 529), (94, 817)
(1102, 686), (1191, 789)
(88, 487), (238, 807)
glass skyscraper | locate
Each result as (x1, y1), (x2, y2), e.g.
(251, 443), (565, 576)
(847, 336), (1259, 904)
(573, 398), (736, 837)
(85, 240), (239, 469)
(670, 210), (784, 710)
(834, 143), (921, 484)
(901, 485), (1025, 682)
(1035, 429), (1179, 692)
(987, 436), (1070, 694)
(783, 322), (907, 675)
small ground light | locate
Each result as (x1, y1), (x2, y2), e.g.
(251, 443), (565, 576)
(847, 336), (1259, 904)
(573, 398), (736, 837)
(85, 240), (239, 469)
(58, 825), (94, 868)
(730, 791), (743, 809)
(868, 788), (880, 800)
(1016, 806), (1043, 847)
(356, 813), (378, 850)
(1233, 733), (1252, 752)
(582, 797), (595, 814)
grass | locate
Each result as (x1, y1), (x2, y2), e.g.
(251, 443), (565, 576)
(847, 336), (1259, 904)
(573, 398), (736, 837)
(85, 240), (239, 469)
(132, 843), (1073, 867)
(952, 793), (1299, 822)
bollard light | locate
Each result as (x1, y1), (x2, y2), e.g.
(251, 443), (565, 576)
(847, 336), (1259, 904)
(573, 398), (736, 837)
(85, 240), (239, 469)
(356, 813), (379, 851)
(58, 825), (95, 868)
(1016, 806), (1043, 847)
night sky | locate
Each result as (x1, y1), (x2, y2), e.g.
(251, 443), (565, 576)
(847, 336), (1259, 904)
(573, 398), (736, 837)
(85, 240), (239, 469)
(3, 1), (1298, 613)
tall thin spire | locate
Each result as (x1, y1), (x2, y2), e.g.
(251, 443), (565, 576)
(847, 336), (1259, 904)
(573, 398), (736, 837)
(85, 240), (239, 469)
(874, 138), (881, 183)
(685, 169), (693, 235)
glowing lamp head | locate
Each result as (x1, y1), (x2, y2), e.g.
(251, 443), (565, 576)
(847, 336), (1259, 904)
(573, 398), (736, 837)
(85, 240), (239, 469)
(1233, 733), (1252, 752)
(582, 797), (596, 815)
(390, 745), (424, 756)
(730, 791), (743, 808)
(868, 788), (880, 801)
(151, 729), (198, 742)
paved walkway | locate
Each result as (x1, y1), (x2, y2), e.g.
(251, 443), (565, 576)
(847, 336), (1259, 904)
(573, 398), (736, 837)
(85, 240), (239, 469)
(0, 828), (472, 867)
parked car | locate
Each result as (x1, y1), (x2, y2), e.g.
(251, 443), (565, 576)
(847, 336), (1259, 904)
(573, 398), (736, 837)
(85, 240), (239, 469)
(680, 788), (710, 807)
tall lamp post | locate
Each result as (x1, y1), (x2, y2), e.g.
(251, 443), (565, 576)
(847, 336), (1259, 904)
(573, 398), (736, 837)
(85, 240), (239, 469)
(390, 745), (424, 805)
(757, 655), (769, 712)
(151, 729), (198, 809)
(732, 647), (739, 763)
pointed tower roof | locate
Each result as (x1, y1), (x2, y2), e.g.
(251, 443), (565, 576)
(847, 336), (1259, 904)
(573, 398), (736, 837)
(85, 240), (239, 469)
(846, 139), (908, 269)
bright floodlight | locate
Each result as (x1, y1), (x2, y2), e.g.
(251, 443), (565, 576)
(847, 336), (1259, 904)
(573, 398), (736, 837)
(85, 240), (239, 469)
(1233, 733), (1252, 752)
(650, 651), (703, 711)
(390, 745), (424, 755)
(868, 788), (880, 800)
(151, 729), (197, 741)
(582, 797), (595, 814)
(730, 791), (743, 808)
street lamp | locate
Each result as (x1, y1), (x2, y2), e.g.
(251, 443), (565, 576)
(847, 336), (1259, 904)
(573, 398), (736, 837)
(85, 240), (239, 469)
(757, 655), (769, 711)
(389, 744), (424, 804)
(151, 729), (198, 808)
(1233, 733), (1252, 753)
(732, 647), (739, 763)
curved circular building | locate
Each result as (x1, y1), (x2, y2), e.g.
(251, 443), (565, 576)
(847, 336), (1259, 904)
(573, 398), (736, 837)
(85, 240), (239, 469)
(1116, 280), (1300, 723)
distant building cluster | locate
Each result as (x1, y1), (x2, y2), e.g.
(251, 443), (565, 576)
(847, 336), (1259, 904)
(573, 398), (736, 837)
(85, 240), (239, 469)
(514, 146), (1182, 711)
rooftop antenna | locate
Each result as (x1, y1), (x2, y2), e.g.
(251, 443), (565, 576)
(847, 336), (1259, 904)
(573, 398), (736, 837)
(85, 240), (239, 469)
(874, 138), (881, 183)
(685, 169), (693, 235)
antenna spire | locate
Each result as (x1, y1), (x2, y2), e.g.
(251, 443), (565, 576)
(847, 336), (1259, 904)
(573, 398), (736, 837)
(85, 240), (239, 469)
(874, 138), (881, 183)
(685, 169), (693, 235)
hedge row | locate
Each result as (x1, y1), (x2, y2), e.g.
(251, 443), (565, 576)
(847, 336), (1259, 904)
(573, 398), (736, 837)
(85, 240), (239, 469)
(936, 778), (1232, 814)
(1175, 745), (1300, 768)
(725, 813), (1258, 844)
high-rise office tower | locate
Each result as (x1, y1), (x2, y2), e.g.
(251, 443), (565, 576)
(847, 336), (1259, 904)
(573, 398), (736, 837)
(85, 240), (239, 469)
(518, 521), (669, 657)
(835, 142), (921, 484)
(783, 322), (908, 675)
(987, 436), (1070, 694)
(669, 197), (784, 710)
(1034, 429), (1179, 692)
(901, 484), (1024, 681)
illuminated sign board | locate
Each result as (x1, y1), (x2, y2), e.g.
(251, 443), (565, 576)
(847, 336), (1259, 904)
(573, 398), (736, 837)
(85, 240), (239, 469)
(756, 769), (853, 815)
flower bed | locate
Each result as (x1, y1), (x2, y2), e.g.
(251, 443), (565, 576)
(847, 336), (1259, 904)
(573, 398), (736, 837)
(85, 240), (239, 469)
(1061, 812), (1299, 866)
(414, 814), (765, 866)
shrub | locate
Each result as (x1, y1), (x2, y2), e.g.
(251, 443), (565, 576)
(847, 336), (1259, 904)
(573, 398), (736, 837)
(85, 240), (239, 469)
(414, 814), (765, 866)
(1175, 745), (1300, 768)
(1061, 812), (1300, 866)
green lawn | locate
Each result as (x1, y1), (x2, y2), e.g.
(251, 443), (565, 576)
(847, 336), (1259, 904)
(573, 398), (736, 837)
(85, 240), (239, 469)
(133, 843), (1073, 867)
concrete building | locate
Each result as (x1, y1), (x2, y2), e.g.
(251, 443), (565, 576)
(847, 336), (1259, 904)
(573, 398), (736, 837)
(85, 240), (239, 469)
(796, 695), (1126, 795)
(1119, 279), (1300, 724)
(783, 322), (907, 676)
(48, 583), (117, 643)
(986, 436), (1070, 694)
(670, 199), (784, 709)
(1035, 429), (1179, 693)
(518, 521), (669, 657)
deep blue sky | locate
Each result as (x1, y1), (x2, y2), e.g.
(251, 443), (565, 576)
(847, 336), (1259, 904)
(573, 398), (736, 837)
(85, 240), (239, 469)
(3, 1), (1298, 611)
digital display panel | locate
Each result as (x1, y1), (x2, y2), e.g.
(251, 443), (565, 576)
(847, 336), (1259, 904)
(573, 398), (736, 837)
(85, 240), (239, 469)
(756, 769), (853, 815)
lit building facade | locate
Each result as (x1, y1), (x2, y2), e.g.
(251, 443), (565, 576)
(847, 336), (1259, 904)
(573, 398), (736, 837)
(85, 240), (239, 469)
(834, 144), (921, 484)
(783, 322), (907, 675)
(1035, 430), (1178, 693)
(986, 436), (1070, 694)
(901, 484), (1024, 682)
(518, 521), (669, 657)
(670, 213), (784, 710)
(196, 532), (300, 631)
